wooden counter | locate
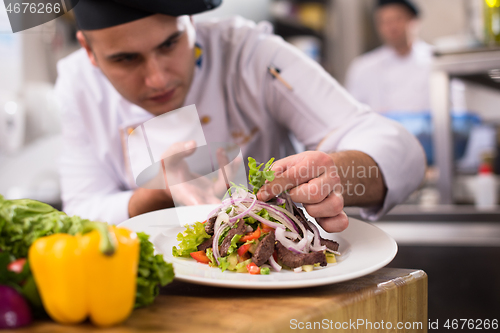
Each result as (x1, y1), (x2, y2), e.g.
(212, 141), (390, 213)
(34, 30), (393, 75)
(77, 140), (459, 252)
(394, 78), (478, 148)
(9, 268), (427, 333)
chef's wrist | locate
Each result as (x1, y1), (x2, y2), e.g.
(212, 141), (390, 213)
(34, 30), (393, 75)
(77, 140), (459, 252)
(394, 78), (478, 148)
(128, 188), (175, 218)
(328, 150), (387, 207)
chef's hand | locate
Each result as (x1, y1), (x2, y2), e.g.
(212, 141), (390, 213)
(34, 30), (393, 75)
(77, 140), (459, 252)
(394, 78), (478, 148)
(256, 151), (348, 233)
(161, 140), (241, 205)
(128, 141), (240, 217)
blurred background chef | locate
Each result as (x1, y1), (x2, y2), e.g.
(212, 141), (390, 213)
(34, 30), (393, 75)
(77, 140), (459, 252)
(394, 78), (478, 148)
(345, 0), (431, 113)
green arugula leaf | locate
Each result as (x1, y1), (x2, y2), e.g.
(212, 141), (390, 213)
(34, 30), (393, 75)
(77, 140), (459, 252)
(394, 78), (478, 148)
(248, 157), (275, 194)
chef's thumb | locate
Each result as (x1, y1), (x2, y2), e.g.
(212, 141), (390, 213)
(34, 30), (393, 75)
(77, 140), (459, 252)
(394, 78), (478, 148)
(161, 140), (197, 167)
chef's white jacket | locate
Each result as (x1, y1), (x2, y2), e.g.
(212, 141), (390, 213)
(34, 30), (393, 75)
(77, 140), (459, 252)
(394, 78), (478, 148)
(345, 41), (433, 114)
(55, 16), (425, 225)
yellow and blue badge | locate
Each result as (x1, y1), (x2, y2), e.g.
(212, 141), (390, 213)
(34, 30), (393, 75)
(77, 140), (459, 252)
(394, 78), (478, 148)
(195, 43), (203, 68)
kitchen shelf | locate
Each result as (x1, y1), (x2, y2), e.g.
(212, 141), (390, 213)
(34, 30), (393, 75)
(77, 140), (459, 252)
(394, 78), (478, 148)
(431, 48), (500, 204)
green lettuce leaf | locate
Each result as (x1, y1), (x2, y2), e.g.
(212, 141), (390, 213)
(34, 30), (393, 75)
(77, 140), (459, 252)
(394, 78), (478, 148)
(218, 256), (230, 272)
(226, 234), (242, 256)
(205, 248), (216, 267)
(172, 221), (210, 257)
(135, 232), (174, 308)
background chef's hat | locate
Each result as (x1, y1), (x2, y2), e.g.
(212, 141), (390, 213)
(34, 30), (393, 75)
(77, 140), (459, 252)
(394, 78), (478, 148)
(70, 0), (222, 30)
(376, 0), (419, 17)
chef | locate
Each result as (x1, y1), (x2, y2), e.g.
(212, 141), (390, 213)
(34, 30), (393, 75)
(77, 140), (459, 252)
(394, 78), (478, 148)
(57, 0), (425, 230)
(345, 0), (431, 113)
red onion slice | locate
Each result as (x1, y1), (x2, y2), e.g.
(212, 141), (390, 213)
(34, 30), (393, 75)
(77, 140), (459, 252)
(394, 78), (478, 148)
(247, 211), (284, 230)
(229, 195), (257, 223)
(275, 229), (305, 254)
(268, 253), (282, 272)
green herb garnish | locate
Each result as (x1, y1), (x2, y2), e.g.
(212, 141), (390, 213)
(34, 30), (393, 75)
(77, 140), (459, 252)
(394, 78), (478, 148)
(248, 157), (275, 194)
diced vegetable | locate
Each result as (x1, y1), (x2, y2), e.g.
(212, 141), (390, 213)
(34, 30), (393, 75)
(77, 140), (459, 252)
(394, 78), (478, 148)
(260, 267), (270, 275)
(190, 251), (211, 264)
(237, 243), (252, 257)
(302, 265), (314, 272)
(248, 241), (259, 254)
(235, 259), (252, 273)
(240, 226), (261, 242)
(247, 262), (261, 275)
(260, 223), (274, 234)
(227, 253), (238, 271)
(326, 252), (336, 264)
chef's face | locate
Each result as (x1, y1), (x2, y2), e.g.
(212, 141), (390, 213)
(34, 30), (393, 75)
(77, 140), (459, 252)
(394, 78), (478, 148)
(77, 14), (196, 116)
(375, 5), (417, 49)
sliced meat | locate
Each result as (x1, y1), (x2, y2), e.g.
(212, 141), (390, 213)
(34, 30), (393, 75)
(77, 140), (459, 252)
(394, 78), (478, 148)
(197, 235), (214, 252)
(320, 239), (339, 252)
(205, 215), (217, 235)
(292, 202), (340, 252)
(251, 232), (275, 267)
(219, 220), (247, 257)
(275, 241), (327, 268)
(291, 203), (312, 237)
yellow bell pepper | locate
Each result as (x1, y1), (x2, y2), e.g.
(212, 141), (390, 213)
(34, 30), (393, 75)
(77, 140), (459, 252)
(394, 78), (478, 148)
(28, 223), (139, 327)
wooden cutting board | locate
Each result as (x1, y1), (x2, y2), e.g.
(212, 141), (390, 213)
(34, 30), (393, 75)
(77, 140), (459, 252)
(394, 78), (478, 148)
(8, 268), (427, 333)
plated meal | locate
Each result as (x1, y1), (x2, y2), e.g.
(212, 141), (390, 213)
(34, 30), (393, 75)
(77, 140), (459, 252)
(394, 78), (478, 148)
(172, 157), (341, 275)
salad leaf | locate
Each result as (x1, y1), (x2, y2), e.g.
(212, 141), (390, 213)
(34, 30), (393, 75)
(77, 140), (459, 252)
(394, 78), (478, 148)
(205, 248), (216, 267)
(245, 208), (273, 225)
(218, 256), (230, 272)
(226, 234), (242, 256)
(218, 225), (230, 245)
(0, 196), (88, 258)
(172, 221), (210, 257)
(248, 157), (275, 194)
(135, 232), (174, 308)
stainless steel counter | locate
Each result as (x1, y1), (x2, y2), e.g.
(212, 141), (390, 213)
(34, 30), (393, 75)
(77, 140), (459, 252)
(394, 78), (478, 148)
(346, 205), (500, 247)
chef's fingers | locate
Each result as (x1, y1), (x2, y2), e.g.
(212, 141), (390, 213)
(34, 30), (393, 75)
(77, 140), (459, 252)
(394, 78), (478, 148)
(288, 172), (340, 204)
(266, 154), (305, 177)
(316, 211), (349, 233)
(258, 152), (334, 201)
(161, 141), (197, 168)
(303, 192), (344, 218)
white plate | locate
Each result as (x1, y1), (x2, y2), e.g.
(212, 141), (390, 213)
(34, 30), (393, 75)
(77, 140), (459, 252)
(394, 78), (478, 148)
(119, 205), (397, 289)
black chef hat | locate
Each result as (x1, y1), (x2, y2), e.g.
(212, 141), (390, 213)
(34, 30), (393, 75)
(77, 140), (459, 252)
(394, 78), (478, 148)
(70, 0), (222, 30)
(377, 0), (419, 17)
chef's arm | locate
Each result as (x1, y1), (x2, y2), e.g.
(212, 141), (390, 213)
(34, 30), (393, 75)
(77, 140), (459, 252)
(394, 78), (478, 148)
(128, 188), (174, 218)
(329, 150), (387, 207)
